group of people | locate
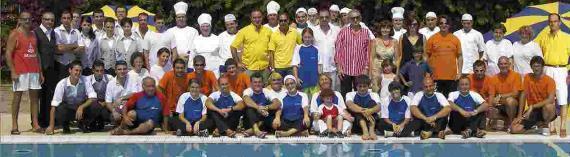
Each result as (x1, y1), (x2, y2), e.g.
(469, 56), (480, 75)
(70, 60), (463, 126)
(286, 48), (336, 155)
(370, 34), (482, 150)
(7, 1), (569, 140)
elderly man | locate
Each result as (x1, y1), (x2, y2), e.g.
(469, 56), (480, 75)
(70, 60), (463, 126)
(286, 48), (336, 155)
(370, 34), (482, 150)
(231, 10), (272, 81)
(219, 14), (239, 75)
(489, 56), (522, 130)
(391, 7), (407, 40)
(111, 77), (170, 135)
(165, 1), (198, 65)
(55, 10), (82, 79)
(454, 13), (486, 74)
(313, 9), (341, 91)
(426, 15), (462, 97)
(334, 10), (373, 97)
(419, 12), (440, 40)
(511, 56), (557, 136)
(536, 13), (569, 138)
(411, 78), (451, 140)
(269, 13), (302, 77)
(35, 11), (57, 129)
(264, 1), (280, 32)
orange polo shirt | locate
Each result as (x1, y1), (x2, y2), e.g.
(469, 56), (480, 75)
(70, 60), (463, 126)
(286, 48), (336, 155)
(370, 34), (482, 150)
(523, 74), (555, 105)
(224, 72), (251, 96)
(187, 70), (218, 96)
(492, 70), (522, 95)
(158, 71), (190, 111)
(426, 33), (462, 80)
(468, 74), (495, 99)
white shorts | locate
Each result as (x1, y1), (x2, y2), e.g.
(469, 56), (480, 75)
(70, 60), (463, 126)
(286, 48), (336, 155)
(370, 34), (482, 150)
(12, 73), (41, 92)
(544, 66), (568, 105)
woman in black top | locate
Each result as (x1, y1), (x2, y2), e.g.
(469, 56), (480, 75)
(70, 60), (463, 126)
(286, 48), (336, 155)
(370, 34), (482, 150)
(398, 17), (426, 68)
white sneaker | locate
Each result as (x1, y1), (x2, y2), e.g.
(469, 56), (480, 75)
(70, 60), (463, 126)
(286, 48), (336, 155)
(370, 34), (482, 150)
(541, 128), (550, 136)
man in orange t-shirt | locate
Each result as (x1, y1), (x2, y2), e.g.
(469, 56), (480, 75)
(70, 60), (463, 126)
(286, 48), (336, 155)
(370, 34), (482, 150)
(426, 15), (462, 96)
(490, 56), (522, 127)
(223, 58), (250, 96)
(511, 56), (557, 134)
(188, 55), (218, 95)
(468, 60), (495, 102)
(159, 59), (190, 114)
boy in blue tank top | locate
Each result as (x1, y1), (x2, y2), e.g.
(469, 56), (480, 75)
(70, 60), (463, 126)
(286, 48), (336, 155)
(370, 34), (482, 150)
(379, 82), (415, 137)
(448, 76), (488, 138)
(173, 79), (214, 137)
(273, 75), (311, 137)
(205, 77), (245, 137)
(345, 75), (381, 140)
(410, 78), (451, 140)
(243, 73), (281, 138)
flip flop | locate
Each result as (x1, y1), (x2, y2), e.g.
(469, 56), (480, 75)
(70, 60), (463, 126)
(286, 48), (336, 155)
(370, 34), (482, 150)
(11, 130), (21, 135)
(256, 131), (267, 139)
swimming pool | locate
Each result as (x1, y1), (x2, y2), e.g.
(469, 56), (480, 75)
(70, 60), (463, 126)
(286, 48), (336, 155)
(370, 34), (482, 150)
(2, 143), (569, 157)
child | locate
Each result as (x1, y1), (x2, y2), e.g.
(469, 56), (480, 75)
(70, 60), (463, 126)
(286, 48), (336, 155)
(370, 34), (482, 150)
(292, 28), (322, 98)
(316, 89), (345, 138)
(128, 52), (150, 81)
(379, 82), (414, 137)
(173, 79), (213, 137)
(345, 75), (381, 140)
(399, 50), (431, 97)
(379, 60), (397, 101)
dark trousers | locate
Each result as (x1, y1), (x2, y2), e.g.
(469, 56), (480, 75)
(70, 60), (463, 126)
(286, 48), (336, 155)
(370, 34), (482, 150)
(55, 103), (94, 130)
(244, 108), (276, 132)
(55, 62), (69, 80)
(449, 111), (484, 134)
(83, 102), (112, 131)
(415, 117), (448, 133)
(377, 119), (416, 137)
(434, 80), (457, 97)
(39, 67), (58, 128)
(171, 117), (214, 134)
(208, 110), (242, 132)
(274, 67), (293, 78)
(340, 75), (357, 98)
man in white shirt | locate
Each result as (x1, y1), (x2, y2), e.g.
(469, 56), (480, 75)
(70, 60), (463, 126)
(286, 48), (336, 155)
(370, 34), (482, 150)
(313, 10), (341, 91)
(114, 6), (127, 37)
(92, 9), (106, 39)
(453, 14), (486, 74)
(105, 61), (142, 117)
(295, 8), (310, 33)
(219, 14), (239, 75)
(165, 1), (198, 67)
(391, 7), (407, 40)
(264, 1), (280, 32)
(133, 13), (153, 67)
(55, 10), (82, 79)
(141, 14), (173, 68)
(419, 12), (440, 40)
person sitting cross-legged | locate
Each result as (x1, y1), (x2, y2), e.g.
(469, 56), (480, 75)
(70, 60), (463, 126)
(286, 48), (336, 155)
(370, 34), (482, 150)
(205, 77), (245, 138)
(272, 75), (311, 137)
(110, 77), (170, 135)
(172, 79), (214, 137)
(410, 78), (451, 140)
(242, 73), (281, 138)
(448, 76), (489, 139)
(345, 75), (381, 140)
(511, 56), (557, 135)
(378, 82), (415, 138)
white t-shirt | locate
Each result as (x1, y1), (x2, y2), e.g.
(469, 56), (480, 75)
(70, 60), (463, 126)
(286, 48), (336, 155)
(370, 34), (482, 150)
(380, 96), (412, 119)
(150, 64), (171, 82)
(243, 88), (277, 100)
(313, 24), (341, 72)
(453, 29), (486, 74)
(419, 27), (440, 40)
(209, 91), (243, 103)
(192, 34), (222, 77)
(512, 41), (543, 75)
(128, 68), (150, 82)
(410, 91), (449, 107)
(484, 39), (514, 75)
(175, 93), (208, 115)
(218, 31), (238, 64)
(393, 28), (407, 40)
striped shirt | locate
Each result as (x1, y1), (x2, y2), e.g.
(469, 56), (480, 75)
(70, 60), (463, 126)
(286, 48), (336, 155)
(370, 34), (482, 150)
(334, 27), (371, 76)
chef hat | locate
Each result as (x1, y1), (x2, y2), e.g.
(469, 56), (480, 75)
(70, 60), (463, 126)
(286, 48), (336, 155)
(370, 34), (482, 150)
(284, 75), (297, 82)
(340, 8), (351, 14)
(197, 13), (212, 25)
(266, 1), (280, 15)
(391, 7), (405, 19)
(425, 12), (437, 18)
(296, 7), (307, 15)
(173, 1), (188, 15)
(308, 8), (318, 15)
(224, 14), (236, 22)
(462, 13), (473, 21)
(329, 4), (340, 12)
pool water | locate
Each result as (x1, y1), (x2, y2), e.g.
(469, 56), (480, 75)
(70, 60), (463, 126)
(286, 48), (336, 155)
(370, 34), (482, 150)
(2, 143), (569, 157)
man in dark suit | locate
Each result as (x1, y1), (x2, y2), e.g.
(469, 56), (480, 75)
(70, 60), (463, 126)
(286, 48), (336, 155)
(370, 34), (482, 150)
(34, 11), (57, 128)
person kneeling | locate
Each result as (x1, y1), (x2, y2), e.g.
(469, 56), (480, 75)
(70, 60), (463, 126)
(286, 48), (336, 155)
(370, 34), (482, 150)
(273, 75), (310, 137)
(173, 79), (214, 136)
(411, 78), (451, 140)
(346, 75), (381, 140)
(46, 61), (97, 135)
(511, 56), (557, 135)
(111, 77), (170, 135)
(206, 77), (245, 138)
(448, 76), (489, 138)
(379, 82), (415, 138)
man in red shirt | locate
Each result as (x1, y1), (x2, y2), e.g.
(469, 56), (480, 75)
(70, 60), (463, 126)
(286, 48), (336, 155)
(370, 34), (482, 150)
(6, 11), (43, 134)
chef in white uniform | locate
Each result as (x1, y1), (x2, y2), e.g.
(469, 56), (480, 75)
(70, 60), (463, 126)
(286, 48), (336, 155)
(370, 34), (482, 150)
(165, 1), (198, 68)
(192, 13), (222, 78)
(219, 14), (240, 76)
(264, 1), (280, 32)
(391, 7), (407, 40)
(307, 8), (319, 28)
(453, 14), (486, 74)
(419, 12), (440, 40)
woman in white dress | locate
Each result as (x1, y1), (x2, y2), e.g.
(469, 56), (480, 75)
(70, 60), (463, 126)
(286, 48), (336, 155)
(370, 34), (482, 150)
(150, 47), (173, 82)
(512, 25), (542, 76)
(192, 13), (222, 78)
(128, 52), (150, 81)
(484, 24), (514, 75)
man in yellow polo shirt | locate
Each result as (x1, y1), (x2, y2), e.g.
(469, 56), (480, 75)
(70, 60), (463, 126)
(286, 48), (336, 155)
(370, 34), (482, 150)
(268, 13), (302, 77)
(535, 13), (569, 138)
(231, 10), (272, 81)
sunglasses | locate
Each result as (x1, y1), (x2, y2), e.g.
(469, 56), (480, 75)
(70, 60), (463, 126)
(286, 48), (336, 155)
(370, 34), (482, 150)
(194, 63), (205, 67)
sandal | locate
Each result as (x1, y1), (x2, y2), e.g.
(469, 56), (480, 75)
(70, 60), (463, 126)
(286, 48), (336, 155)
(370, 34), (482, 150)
(11, 130), (21, 135)
(461, 129), (472, 139)
(32, 128), (45, 133)
(475, 130), (486, 138)
(243, 130), (254, 137)
(226, 130), (237, 138)
(256, 131), (267, 139)
(198, 130), (209, 137)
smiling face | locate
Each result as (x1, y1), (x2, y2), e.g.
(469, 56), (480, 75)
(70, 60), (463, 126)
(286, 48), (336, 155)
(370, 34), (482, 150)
(267, 13), (278, 25)
(251, 11), (263, 27)
(219, 77), (230, 93)
(390, 89), (402, 100)
(115, 64), (128, 78)
(104, 21), (114, 36)
(138, 14), (148, 28)
(426, 17), (437, 29)
(176, 14), (187, 27)
(458, 78), (470, 94)
(41, 13), (55, 29)
(531, 62), (543, 76)
(278, 14), (289, 30)
(498, 57), (510, 74)
(122, 22), (132, 36)
(493, 28), (505, 41)
(318, 75), (332, 90)
(81, 19), (92, 33)
(438, 17), (449, 33)
(174, 62), (187, 77)
(116, 7), (127, 20)
(193, 60), (205, 73)
(19, 12), (32, 29)
(251, 77), (264, 92)
(199, 23), (211, 36)
(393, 18), (403, 29)
(158, 52), (169, 66)
(133, 56), (144, 71)
(285, 78), (297, 93)
(226, 64), (237, 76)
(356, 83), (369, 95)
(189, 82), (201, 97)
(93, 12), (104, 26)
(225, 20), (237, 34)
(296, 12), (307, 24)
(423, 79), (435, 95)
(68, 64), (83, 81)
(271, 78), (283, 91)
